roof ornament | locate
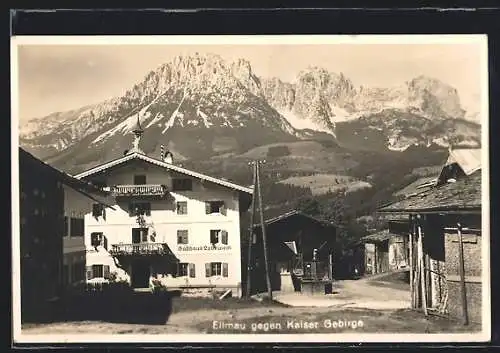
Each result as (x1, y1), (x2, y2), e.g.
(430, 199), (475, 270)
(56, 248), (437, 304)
(128, 113), (145, 155)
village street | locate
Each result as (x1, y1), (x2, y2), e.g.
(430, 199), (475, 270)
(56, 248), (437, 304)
(21, 272), (480, 335)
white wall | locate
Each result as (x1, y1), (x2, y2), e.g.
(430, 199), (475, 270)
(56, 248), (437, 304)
(83, 162), (244, 288)
(63, 185), (92, 254)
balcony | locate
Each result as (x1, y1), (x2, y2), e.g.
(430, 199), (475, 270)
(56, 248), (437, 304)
(110, 184), (168, 198)
(109, 243), (177, 258)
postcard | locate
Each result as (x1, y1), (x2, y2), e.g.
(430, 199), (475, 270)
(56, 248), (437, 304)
(11, 34), (490, 344)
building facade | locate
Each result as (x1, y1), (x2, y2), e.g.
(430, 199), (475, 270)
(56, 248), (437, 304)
(378, 147), (483, 324)
(19, 148), (107, 322)
(74, 118), (252, 296)
(247, 210), (336, 295)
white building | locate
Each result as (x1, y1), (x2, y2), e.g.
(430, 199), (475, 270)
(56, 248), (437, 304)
(74, 117), (253, 296)
(62, 184), (110, 288)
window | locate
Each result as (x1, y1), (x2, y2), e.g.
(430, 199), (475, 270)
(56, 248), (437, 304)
(205, 262), (228, 277)
(189, 263), (196, 278)
(177, 263), (189, 277)
(70, 218), (84, 237)
(172, 178), (193, 191)
(134, 175), (147, 185)
(87, 264), (110, 279)
(210, 230), (228, 245)
(176, 201), (188, 215)
(177, 230), (189, 244)
(92, 203), (104, 218)
(92, 265), (103, 278)
(210, 230), (220, 244)
(205, 201), (227, 215)
(91, 232), (107, 250)
(128, 202), (151, 216)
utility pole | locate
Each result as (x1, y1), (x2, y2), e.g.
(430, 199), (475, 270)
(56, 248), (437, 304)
(256, 160), (273, 301)
(245, 162), (258, 299)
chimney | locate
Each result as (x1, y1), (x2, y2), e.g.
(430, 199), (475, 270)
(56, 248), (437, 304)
(160, 144), (165, 161)
(164, 151), (173, 164)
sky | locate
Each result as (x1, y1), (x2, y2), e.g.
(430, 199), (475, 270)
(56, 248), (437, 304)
(14, 37), (486, 122)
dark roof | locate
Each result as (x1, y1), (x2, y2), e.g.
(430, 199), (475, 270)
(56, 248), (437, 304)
(394, 176), (437, 198)
(19, 148), (112, 206)
(361, 229), (399, 243)
(253, 210), (335, 228)
(378, 170), (481, 214)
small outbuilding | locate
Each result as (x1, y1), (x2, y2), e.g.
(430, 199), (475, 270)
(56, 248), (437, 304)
(246, 210), (336, 295)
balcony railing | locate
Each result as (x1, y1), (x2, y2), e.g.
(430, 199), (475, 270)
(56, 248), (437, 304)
(109, 243), (171, 256)
(110, 184), (168, 197)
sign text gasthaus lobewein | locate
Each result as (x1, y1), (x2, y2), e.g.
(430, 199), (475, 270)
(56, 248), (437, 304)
(177, 244), (232, 251)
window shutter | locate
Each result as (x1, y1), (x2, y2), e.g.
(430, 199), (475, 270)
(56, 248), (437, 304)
(86, 266), (93, 280)
(205, 263), (211, 277)
(103, 235), (108, 251)
(222, 263), (228, 277)
(91, 233), (99, 247)
(141, 228), (148, 242)
(146, 203), (151, 216)
(221, 230), (228, 245)
(205, 202), (211, 214)
(210, 230), (217, 244)
(92, 204), (100, 218)
(189, 263), (196, 278)
(103, 265), (110, 279)
(220, 203), (227, 215)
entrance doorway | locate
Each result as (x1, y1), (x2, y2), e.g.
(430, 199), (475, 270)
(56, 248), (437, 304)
(131, 259), (150, 288)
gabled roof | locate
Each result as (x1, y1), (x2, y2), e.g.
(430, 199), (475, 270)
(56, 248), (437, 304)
(19, 148), (113, 208)
(445, 147), (481, 176)
(73, 152), (253, 194)
(437, 147), (481, 185)
(378, 170), (481, 214)
(253, 209), (335, 228)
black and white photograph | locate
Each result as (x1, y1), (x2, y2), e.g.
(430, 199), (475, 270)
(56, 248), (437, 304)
(11, 35), (490, 343)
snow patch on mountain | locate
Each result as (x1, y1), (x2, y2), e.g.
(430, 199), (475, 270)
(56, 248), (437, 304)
(162, 91), (187, 134)
(277, 108), (333, 136)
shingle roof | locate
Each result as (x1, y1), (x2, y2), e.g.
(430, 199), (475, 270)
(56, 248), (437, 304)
(361, 229), (399, 243)
(253, 209), (335, 228)
(378, 170), (481, 214)
(19, 148), (114, 208)
(394, 176), (437, 198)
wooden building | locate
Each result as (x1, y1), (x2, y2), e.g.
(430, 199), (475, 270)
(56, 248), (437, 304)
(378, 147), (482, 324)
(362, 229), (409, 275)
(19, 148), (108, 322)
(246, 210), (336, 295)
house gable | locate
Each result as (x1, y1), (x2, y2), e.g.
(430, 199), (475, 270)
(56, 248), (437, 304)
(74, 152), (253, 195)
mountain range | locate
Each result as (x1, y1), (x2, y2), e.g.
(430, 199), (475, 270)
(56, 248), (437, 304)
(19, 52), (481, 176)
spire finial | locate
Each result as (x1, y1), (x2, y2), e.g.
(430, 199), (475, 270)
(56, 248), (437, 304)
(133, 113), (143, 135)
(129, 113), (145, 155)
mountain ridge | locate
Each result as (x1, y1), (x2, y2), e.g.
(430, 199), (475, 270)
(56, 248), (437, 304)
(19, 52), (481, 168)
